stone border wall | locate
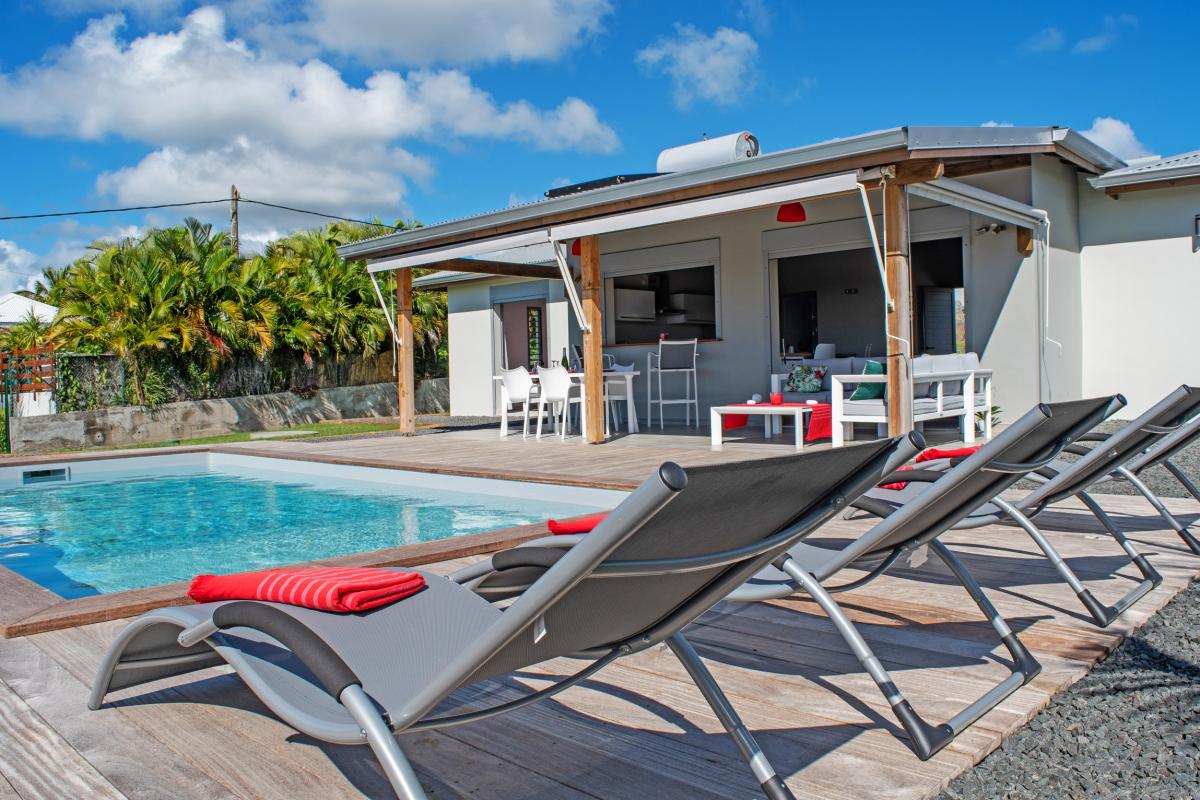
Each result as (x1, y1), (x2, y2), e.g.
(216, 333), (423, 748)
(9, 379), (449, 454)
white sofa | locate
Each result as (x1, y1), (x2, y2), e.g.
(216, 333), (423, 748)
(771, 352), (993, 447)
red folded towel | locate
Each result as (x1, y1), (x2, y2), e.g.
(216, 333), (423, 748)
(916, 446), (980, 464)
(188, 567), (426, 613)
(881, 445), (982, 490)
(547, 512), (608, 534)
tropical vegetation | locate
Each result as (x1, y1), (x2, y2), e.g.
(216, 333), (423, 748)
(4, 217), (446, 407)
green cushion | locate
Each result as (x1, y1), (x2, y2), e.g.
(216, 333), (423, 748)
(848, 360), (885, 401)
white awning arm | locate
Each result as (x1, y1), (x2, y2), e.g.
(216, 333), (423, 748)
(856, 181), (892, 311)
(552, 238), (591, 333)
(366, 229), (550, 273)
(369, 272), (400, 344)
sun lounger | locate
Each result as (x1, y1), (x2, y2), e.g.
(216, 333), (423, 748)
(453, 398), (1115, 761)
(90, 435), (917, 800)
(856, 386), (1200, 629)
(1105, 410), (1200, 555)
(725, 397), (1117, 759)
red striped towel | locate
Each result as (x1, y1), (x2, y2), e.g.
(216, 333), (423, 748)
(547, 512), (608, 534)
(188, 567), (426, 613)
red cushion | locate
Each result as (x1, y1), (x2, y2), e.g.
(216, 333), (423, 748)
(188, 567), (426, 613)
(547, 512), (608, 534)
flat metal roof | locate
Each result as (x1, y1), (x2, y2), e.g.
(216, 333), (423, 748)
(1090, 149), (1200, 189)
(340, 125), (1125, 262)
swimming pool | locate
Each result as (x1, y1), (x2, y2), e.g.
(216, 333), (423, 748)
(0, 453), (623, 599)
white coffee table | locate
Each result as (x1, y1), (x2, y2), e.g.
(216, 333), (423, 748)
(710, 404), (812, 450)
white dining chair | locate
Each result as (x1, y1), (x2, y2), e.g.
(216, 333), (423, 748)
(570, 344), (615, 371)
(498, 367), (539, 438)
(535, 365), (582, 440)
(605, 362), (636, 432)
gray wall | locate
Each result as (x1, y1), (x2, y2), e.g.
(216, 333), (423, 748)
(10, 379), (449, 454)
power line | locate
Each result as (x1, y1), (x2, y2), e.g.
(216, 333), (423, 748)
(0, 198), (229, 221)
(239, 199), (405, 230)
(0, 197), (406, 231)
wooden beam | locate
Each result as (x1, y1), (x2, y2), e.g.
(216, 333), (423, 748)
(431, 259), (562, 280)
(579, 235), (605, 444)
(396, 269), (415, 435)
(943, 154), (1031, 179)
(1016, 227), (1034, 257)
(883, 180), (913, 437)
(1104, 174), (1200, 197)
(857, 160), (943, 190)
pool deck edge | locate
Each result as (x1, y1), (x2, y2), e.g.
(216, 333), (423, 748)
(0, 518), (562, 638)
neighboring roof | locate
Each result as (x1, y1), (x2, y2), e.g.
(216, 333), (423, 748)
(339, 125), (1126, 264)
(0, 293), (56, 326)
(413, 270), (492, 289)
(1089, 149), (1200, 189)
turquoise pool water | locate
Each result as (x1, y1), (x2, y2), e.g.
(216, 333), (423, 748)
(0, 465), (606, 598)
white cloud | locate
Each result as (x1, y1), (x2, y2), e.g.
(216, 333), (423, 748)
(981, 121), (1014, 127)
(0, 7), (619, 245)
(1081, 117), (1155, 161)
(302, 0), (612, 65)
(0, 241), (40, 294)
(735, 0), (773, 36)
(1021, 27), (1063, 53)
(1073, 14), (1137, 54)
(636, 24), (758, 109)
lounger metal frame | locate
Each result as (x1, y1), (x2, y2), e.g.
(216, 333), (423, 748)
(92, 436), (918, 800)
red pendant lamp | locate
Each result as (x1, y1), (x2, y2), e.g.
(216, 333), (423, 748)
(570, 238), (582, 256)
(776, 202), (807, 223)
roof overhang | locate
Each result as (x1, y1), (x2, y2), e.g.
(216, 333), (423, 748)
(341, 125), (1124, 265)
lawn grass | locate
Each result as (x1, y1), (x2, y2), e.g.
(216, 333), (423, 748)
(113, 419), (411, 449)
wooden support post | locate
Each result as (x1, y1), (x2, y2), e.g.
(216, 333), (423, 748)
(883, 178), (914, 437)
(580, 235), (605, 444)
(396, 269), (415, 434)
(1016, 227), (1034, 257)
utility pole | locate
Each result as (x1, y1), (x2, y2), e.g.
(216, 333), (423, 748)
(230, 184), (240, 255)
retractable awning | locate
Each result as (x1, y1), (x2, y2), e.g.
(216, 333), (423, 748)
(366, 170), (866, 334)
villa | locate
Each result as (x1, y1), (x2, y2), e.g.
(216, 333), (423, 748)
(340, 125), (1200, 443)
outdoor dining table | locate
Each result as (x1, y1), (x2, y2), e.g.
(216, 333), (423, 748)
(493, 369), (641, 438)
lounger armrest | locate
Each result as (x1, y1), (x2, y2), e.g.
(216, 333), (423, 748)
(1077, 432), (1111, 443)
(850, 495), (900, 519)
(210, 602), (361, 700)
(877, 468), (945, 486)
(1063, 444), (1094, 457)
(492, 547), (568, 571)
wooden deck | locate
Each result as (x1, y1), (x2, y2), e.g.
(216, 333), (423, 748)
(0, 432), (1196, 800)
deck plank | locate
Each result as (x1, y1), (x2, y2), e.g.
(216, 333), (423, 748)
(0, 675), (126, 800)
(0, 418), (1196, 800)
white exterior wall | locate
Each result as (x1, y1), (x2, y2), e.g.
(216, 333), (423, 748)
(441, 162), (1083, 424)
(1031, 155), (1085, 403)
(1079, 181), (1200, 417)
(446, 280), (499, 417)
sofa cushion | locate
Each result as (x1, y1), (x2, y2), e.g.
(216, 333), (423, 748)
(848, 359), (886, 401)
(842, 398), (886, 417)
(785, 364), (827, 393)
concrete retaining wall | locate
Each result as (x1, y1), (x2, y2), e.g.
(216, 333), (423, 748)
(9, 378), (450, 454)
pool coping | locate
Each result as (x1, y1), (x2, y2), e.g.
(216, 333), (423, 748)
(0, 446), (632, 638)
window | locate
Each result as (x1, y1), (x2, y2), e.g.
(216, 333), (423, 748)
(526, 306), (545, 367)
(600, 239), (720, 346)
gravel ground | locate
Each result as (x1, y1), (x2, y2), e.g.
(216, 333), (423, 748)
(938, 576), (1200, 800)
(1010, 419), (1200, 500)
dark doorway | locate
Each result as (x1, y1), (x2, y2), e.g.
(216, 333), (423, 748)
(778, 290), (818, 356)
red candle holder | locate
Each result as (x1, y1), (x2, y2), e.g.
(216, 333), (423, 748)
(769, 392), (783, 405)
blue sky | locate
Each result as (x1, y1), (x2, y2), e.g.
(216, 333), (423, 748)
(1, 0), (1196, 292)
